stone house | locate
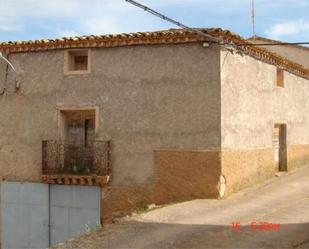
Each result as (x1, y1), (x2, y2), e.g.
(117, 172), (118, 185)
(0, 28), (309, 227)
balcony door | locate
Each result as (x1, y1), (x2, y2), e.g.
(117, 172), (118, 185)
(61, 110), (95, 146)
(58, 108), (97, 174)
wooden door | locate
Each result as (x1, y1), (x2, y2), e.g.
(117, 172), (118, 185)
(274, 124), (287, 171)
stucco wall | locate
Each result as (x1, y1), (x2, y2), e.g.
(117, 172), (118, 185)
(0, 43), (221, 187)
(220, 49), (309, 194)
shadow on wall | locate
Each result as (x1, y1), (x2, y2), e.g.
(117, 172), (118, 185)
(50, 221), (309, 249)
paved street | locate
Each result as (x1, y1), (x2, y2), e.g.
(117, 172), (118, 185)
(54, 165), (309, 249)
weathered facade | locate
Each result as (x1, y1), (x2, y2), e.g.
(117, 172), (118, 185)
(221, 49), (309, 195)
(0, 28), (309, 222)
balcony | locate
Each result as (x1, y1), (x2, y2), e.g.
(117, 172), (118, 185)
(42, 140), (111, 186)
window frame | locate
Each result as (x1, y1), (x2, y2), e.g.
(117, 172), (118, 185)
(64, 49), (91, 75)
(276, 68), (284, 88)
(57, 106), (99, 141)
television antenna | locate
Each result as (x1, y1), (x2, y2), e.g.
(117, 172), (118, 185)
(251, 0), (256, 39)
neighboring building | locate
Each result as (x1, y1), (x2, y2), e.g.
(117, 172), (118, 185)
(0, 28), (309, 233)
(248, 36), (309, 68)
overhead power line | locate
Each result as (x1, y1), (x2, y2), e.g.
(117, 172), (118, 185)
(125, 0), (309, 48)
(241, 42), (309, 46)
(125, 0), (222, 44)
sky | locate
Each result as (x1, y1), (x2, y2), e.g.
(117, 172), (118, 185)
(0, 0), (308, 43)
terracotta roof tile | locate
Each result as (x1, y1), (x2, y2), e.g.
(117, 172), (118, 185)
(0, 28), (309, 80)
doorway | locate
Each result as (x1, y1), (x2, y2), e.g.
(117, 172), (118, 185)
(58, 108), (98, 174)
(59, 109), (96, 144)
(273, 124), (287, 171)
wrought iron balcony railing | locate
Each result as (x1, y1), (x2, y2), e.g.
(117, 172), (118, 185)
(42, 140), (111, 176)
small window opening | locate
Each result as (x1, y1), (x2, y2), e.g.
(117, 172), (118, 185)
(65, 50), (89, 73)
(74, 56), (88, 70)
(276, 68), (284, 87)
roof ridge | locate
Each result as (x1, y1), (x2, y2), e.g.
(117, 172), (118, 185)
(0, 28), (308, 80)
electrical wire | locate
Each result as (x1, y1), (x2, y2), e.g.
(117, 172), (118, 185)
(125, 0), (309, 48)
(125, 0), (222, 44)
(240, 42), (309, 47)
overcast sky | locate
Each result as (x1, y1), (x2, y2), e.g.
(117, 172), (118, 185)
(0, 0), (308, 42)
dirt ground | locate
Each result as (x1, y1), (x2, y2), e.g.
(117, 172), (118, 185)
(52, 165), (309, 249)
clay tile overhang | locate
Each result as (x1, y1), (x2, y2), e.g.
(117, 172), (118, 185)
(0, 28), (309, 80)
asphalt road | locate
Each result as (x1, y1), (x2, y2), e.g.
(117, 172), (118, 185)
(54, 165), (309, 249)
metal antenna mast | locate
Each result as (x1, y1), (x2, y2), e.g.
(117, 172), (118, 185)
(125, 0), (222, 44)
(251, 0), (256, 39)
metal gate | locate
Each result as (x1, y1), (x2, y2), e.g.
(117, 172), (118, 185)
(49, 185), (101, 245)
(1, 182), (49, 249)
(1, 182), (101, 249)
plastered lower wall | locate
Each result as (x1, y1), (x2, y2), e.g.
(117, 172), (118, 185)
(103, 149), (221, 222)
